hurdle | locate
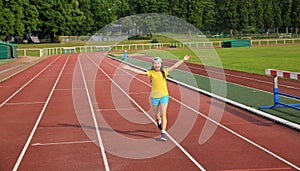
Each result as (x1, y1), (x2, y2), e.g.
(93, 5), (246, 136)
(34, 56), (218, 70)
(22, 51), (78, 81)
(259, 69), (300, 110)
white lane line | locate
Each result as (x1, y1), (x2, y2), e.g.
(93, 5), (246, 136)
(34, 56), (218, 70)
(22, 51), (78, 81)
(5, 102), (45, 105)
(31, 140), (95, 146)
(129, 92), (149, 95)
(97, 107), (140, 111)
(55, 88), (73, 91)
(89, 56), (206, 171)
(155, 59), (300, 91)
(0, 56), (61, 108)
(220, 167), (292, 171)
(0, 64), (23, 74)
(104, 57), (300, 170)
(78, 55), (110, 171)
(12, 56), (70, 171)
(162, 59), (300, 94)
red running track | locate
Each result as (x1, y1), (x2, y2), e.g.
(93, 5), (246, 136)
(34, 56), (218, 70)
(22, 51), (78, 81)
(130, 55), (300, 97)
(0, 53), (299, 171)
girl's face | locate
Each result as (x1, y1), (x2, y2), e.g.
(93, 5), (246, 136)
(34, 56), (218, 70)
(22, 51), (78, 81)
(152, 61), (162, 71)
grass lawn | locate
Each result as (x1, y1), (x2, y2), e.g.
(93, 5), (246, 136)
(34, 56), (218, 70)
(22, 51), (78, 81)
(215, 45), (300, 74)
(140, 45), (300, 75)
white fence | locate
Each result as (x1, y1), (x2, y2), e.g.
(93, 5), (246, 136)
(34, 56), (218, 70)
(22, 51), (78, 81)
(18, 38), (300, 57)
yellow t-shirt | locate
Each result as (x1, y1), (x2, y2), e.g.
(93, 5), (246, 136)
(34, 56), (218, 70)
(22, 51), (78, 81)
(146, 69), (169, 98)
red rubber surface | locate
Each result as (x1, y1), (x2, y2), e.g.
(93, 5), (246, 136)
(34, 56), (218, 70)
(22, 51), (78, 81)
(0, 53), (299, 171)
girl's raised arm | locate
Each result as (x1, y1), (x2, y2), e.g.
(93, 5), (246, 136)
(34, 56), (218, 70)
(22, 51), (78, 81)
(167, 55), (190, 72)
(122, 64), (147, 75)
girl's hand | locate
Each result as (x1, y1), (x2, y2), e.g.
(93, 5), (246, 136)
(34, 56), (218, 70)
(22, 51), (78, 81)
(183, 55), (190, 61)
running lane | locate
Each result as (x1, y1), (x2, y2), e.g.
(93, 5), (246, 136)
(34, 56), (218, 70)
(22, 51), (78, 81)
(130, 56), (300, 97)
(95, 55), (300, 170)
(1, 52), (299, 171)
(3, 53), (107, 170)
(0, 55), (69, 170)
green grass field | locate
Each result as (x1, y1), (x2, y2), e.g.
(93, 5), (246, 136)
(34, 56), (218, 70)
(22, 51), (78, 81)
(215, 45), (300, 74)
(138, 45), (300, 75)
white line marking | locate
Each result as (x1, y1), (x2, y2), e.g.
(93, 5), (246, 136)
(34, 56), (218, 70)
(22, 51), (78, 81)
(55, 88), (73, 91)
(0, 64), (23, 74)
(105, 57), (300, 170)
(0, 56), (61, 108)
(89, 56), (206, 171)
(78, 55), (111, 171)
(157, 58), (298, 97)
(97, 107), (139, 111)
(31, 140), (95, 146)
(12, 56), (70, 171)
(220, 167), (292, 171)
(5, 102), (45, 105)
(162, 59), (300, 91)
(129, 92), (149, 95)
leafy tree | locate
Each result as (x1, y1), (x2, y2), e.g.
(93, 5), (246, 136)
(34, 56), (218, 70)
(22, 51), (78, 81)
(188, 0), (204, 29)
(237, 0), (250, 32)
(1, 0), (25, 37)
(169, 0), (186, 19)
(13, 0), (25, 36)
(115, 0), (135, 18)
(201, 0), (216, 31)
(61, 0), (86, 36)
(0, 1), (16, 37)
(30, 0), (65, 42)
(78, 0), (94, 35)
(216, 0), (239, 35)
(291, 0), (300, 34)
(1, 0), (300, 40)
(254, 0), (264, 32)
(272, 0), (282, 34)
(22, 0), (39, 34)
(91, 0), (118, 33)
(281, 0), (292, 33)
(262, 0), (274, 34)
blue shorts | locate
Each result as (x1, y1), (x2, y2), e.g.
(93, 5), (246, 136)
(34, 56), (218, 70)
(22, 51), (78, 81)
(151, 95), (169, 106)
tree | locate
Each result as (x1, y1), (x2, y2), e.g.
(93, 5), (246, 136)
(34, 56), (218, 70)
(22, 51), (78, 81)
(281, 0), (292, 33)
(188, 0), (204, 29)
(30, 0), (65, 42)
(0, 1), (16, 38)
(1, 0), (25, 37)
(22, 0), (39, 34)
(90, 0), (118, 33)
(262, 0), (274, 34)
(61, 0), (86, 36)
(216, 0), (239, 35)
(272, 0), (282, 34)
(237, 0), (250, 32)
(115, 0), (134, 18)
(254, 0), (264, 32)
(201, 0), (215, 32)
(169, 0), (186, 19)
(291, 0), (300, 34)
(2, 0), (300, 40)
(78, 0), (94, 35)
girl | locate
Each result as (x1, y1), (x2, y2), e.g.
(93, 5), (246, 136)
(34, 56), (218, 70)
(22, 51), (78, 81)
(122, 55), (190, 141)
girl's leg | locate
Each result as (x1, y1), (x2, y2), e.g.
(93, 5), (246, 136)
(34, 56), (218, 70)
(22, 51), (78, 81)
(153, 105), (160, 121)
(160, 103), (168, 131)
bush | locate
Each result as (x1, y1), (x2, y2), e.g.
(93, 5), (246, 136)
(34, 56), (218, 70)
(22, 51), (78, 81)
(128, 34), (152, 40)
(151, 39), (158, 43)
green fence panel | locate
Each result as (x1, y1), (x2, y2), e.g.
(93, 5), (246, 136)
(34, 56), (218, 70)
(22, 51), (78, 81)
(0, 42), (18, 59)
(222, 40), (251, 48)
